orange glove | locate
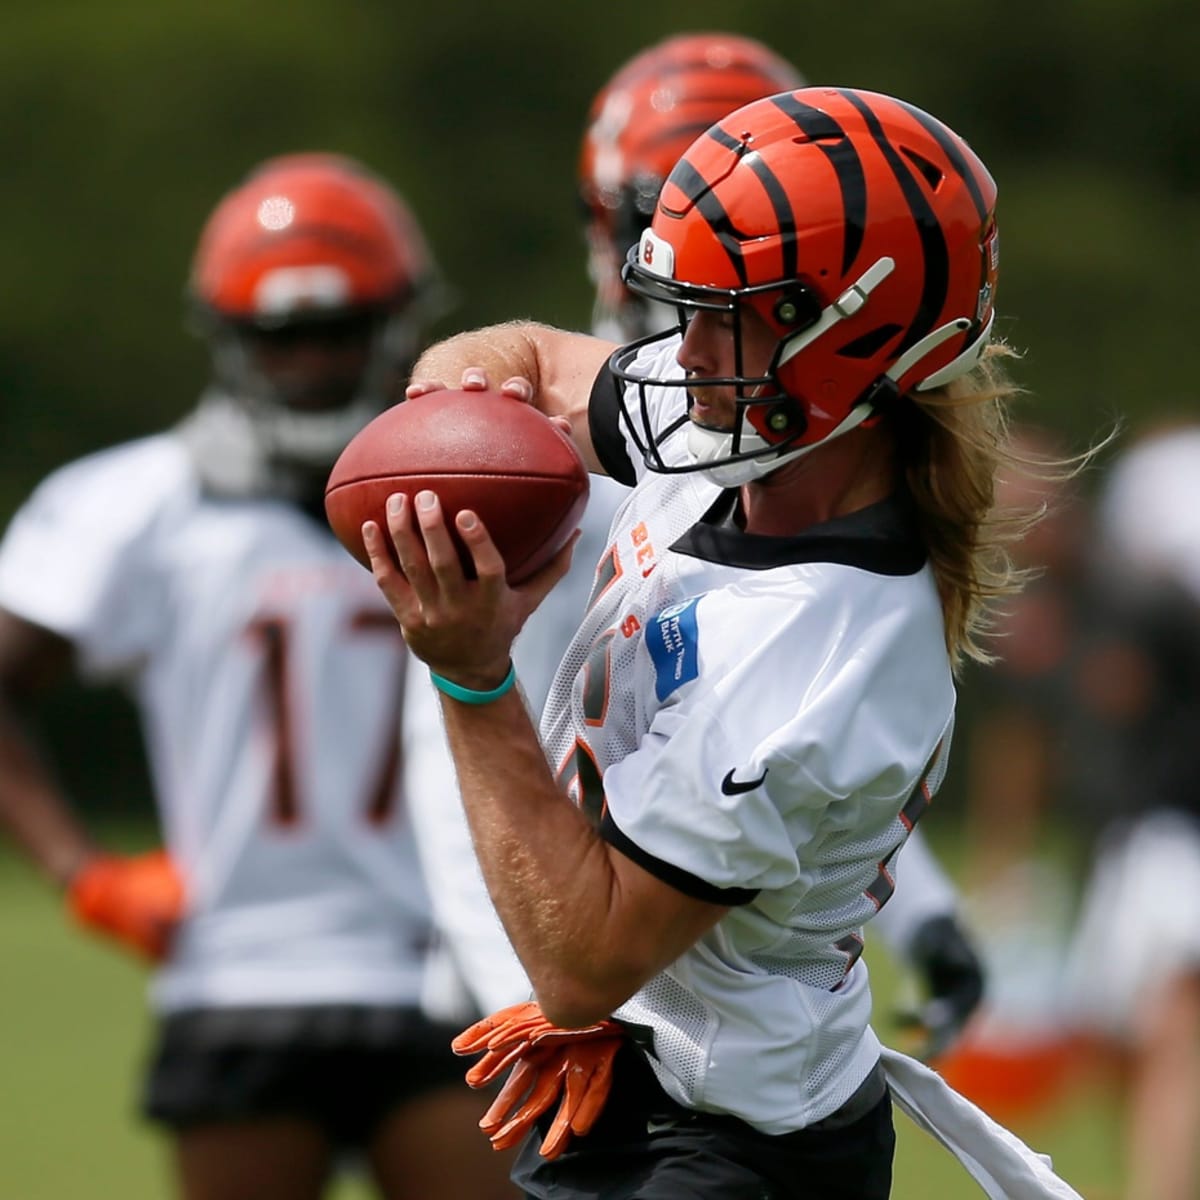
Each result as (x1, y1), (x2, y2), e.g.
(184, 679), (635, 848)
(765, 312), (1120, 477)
(452, 1000), (624, 1159)
(66, 850), (185, 963)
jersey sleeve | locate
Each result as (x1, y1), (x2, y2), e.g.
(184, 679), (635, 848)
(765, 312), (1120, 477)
(599, 571), (955, 899)
(0, 439), (182, 678)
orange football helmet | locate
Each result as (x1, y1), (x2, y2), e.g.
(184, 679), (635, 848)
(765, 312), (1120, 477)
(614, 87), (1000, 485)
(579, 33), (805, 340)
(186, 153), (443, 479)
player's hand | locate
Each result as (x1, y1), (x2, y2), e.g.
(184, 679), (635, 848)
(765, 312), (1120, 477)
(894, 914), (985, 1061)
(406, 368), (534, 405)
(453, 1000), (624, 1159)
(66, 850), (185, 963)
(363, 487), (575, 686)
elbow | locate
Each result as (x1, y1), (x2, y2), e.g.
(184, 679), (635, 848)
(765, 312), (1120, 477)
(530, 967), (642, 1031)
(534, 990), (615, 1031)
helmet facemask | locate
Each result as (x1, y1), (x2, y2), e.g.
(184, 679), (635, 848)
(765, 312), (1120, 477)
(612, 243), (896, 487)
(205, 303), (420, 472)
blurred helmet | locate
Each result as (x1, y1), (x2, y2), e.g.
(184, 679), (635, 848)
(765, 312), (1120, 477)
(614, 87), (1000, 486)
(186, 152), (443, 481)
(578, 32), (805, 341)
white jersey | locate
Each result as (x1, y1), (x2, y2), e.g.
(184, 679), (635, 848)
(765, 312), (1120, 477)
(514, 472), (629, 714)
(0, 433), (455, 1014)
(540, 340), (957, 1134)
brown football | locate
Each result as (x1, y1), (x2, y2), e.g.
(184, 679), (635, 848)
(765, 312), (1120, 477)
(325, 389), (591, 583)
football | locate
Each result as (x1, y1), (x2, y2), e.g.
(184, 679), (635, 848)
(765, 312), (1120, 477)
(325, 389), (591, 583)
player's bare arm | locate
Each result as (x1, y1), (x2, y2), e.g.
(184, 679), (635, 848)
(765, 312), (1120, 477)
(364, 489), (728, 1029)
(407, 322), (617, 476)
(0, 608), (98, 885)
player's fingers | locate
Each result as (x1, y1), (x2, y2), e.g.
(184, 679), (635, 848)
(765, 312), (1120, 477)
(499, 376), (534, 404)
(540, 1059), (587, 1158)
(461, 368), (490, 390)
(479, 1056), (538, 1133)
(455, 510), (508, 599)
(570, 1045), (617, 1135)
(412, 491), (475, 600)
(488, 1059), (566, 1149)
(406, 379), (447, 399)
(453, 1001), (540, 1054)
(383, 493), (442, 603)
(465, 1040), (528, 1088)
(362, 517), (419, 616)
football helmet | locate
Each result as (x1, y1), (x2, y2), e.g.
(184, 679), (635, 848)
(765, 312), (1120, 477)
(613, 87), (1000, 487)
(578, 33), (805, 341)
(185, 153), (443, 491)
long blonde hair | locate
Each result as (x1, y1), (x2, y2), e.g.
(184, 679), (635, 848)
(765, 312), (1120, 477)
(893, 342), (1048, 672)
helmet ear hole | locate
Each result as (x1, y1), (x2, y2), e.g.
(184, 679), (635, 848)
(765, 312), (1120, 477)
(751, 401), (806, 444)
(772, 289), (820, 329)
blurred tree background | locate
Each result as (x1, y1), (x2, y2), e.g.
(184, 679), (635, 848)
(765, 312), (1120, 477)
(2, 0), (1198, 816)
(4, 0), (1197, 821)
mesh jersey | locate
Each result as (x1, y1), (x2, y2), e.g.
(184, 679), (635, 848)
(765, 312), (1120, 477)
(0, 434), (451, 1013)
(539, 339), (956, 1133)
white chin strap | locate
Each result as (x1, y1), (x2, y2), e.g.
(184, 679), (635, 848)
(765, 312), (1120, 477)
(687, 404), (875, 488)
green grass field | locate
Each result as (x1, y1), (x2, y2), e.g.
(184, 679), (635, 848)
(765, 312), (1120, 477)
(0, 837), (1121, 1199)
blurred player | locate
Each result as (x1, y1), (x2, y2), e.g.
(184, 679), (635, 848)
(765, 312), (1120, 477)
(573, 30), (985, 1059)
(1061, 422), (1200, 1200)
(0, 154), (515, 1200)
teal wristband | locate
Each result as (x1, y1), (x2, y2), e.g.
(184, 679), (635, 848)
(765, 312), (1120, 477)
(429, 661), (517, 705)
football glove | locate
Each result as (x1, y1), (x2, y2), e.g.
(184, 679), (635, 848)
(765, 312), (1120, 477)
(453, 1000), (624, 1159)
(66, 850), (185, 963)
(895, 913), (986, 1061)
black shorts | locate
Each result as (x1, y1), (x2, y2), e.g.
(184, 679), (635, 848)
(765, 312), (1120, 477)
(512, 1043), (894, 1200)
(142, 1005), (468, 1149)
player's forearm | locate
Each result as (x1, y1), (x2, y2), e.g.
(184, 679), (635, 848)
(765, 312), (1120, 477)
(0, 711), (97, 885)
(437, 690), (652, 1027)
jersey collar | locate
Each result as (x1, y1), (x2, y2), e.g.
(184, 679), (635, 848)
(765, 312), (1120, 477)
(670, 490), (927, 574)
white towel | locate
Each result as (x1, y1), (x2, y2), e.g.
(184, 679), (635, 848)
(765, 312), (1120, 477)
(880, 1046), (1085, 1199)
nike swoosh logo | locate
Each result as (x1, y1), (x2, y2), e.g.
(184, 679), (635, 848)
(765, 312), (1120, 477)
(720, 767), (768, 795)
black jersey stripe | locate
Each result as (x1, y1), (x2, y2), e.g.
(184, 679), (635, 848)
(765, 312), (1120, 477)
(839, 89), (948, 356)
(770, 93), (866, 277)
(600, 809), (759, 905)
(891, 99), (990, 224)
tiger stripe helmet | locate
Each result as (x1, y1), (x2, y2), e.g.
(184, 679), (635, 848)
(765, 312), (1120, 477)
(615, 86), (1000, 484)
(191, 151), (439, 335)
(579, 33), (805, 340)
(185, 153), (445, 475)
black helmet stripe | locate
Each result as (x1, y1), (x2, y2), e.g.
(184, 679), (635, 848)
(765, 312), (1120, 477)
(770, 93), (866, 277)
(838, 89), (949, 357)
(891, 99), (990, 223)
(747, 157), (798, 279)
(706, 123), (747, 153)
(665, 147), (755, 285)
